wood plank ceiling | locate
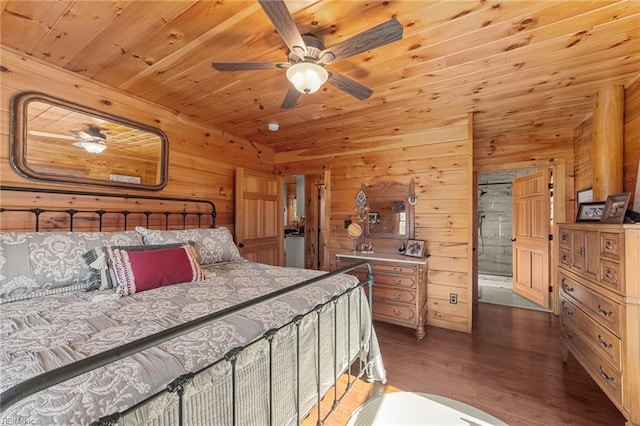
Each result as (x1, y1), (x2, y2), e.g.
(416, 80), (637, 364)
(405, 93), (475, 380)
(1, 0), (639, 155)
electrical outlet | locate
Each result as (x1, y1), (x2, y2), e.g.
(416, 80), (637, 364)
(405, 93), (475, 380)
(449, 293), (458, 304)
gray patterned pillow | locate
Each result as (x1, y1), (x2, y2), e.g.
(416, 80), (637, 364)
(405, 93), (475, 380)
(135, 226), (242, 266)
(0, 231), (144, 303)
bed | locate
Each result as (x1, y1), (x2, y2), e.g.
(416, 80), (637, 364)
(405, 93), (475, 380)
(0, 186), (385, 425)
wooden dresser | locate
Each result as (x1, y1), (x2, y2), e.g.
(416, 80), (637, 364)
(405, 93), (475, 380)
(557, 223), (640, 426)
(336, 252), (428, 340)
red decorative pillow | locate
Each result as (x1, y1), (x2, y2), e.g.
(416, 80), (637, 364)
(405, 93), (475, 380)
(105, 244), (205, 296)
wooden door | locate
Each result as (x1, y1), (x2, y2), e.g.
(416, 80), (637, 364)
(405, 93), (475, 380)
(235, 167), (283, 266)
(512, 169), (551, 307)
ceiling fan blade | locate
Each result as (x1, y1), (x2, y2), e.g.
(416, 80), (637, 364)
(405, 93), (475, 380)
(280, 86), (300, 109)
(319, 18), (403, 64)
(28, 130), (77, 140)
(258, 0), (306, 59)
(212, 62), (287, 71)
(327, 72), (373, 101)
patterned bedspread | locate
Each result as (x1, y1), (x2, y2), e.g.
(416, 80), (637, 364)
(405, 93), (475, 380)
(0, 261), (385, 425)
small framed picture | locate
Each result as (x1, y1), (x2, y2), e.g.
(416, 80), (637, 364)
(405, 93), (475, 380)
(577, 187), (593, 205)
(600, 193), (631, 224)
(576, 202), (605, 222)
(404, 239), (426, 257)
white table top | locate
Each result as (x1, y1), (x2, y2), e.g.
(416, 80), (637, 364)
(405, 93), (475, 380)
(337, 252), (428, 265)
(347, 392), (508, 426)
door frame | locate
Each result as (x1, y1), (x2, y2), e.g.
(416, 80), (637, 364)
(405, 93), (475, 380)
(281, 170), (330, 271)
(473, 159), (569, 317)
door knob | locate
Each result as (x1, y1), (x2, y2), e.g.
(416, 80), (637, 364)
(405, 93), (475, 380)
(511, 238), (516, 242)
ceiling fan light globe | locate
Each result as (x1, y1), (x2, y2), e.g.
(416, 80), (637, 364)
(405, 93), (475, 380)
(286, 62), (328, 94)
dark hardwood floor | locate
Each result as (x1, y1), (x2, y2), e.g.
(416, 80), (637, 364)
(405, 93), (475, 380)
(312, 302), (627, 426)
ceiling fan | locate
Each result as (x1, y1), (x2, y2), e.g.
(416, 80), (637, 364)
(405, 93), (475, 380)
(29, 126), (108, 154)
(212, 0), (403, 109)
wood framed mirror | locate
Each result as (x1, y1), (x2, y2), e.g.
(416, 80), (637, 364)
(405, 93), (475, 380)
(364, 181), (415, 240)
(10, 91), (168, 191)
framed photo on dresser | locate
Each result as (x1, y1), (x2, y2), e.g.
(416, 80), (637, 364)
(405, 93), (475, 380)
(576, 202), (605, 222)
(600, 193), (631, 224)
(405, 239), (426, 257)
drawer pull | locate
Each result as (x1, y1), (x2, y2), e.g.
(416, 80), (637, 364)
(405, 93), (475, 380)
(597, 335), (613, 350)
(561, 279), (574, 292)
(605, 241), (612, 250)
(393, 293), (402, 301)
(604, 269), (612, 279)
(597, 305), (614, 317)
(599, 366), (615, 383)
(394, 279), (402, 285)
(392, 309), (402, 316)
(562, 308), (573, 317)
(562, 254), (568, 262)
(565, 332), (574, 341)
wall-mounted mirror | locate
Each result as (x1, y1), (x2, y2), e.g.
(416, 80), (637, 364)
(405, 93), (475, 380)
(10, 92), (168, 190)
(365, 181), (415, 240)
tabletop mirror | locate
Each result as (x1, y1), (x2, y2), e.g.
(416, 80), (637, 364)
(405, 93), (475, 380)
(364, 181), (415, 240)
(10, 91), (168, 190)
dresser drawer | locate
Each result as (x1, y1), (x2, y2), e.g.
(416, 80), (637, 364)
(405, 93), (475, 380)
(559, 272), (622, 336)
(559, 229), (571, 248)
(600, 232), (622, 261)
(373, 263), (417, 276)
(374, 286), (416, 304)
(561, 298), (621, 370)
(374, 273), (416, 288)
(372, 300), (416, 324)
(562, 325), (623, 406)
(600, 259), (623, 293)
(559, 248), (571, 267)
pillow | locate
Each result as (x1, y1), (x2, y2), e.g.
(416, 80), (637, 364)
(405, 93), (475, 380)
(105, 244), (205, 296)
(0, 230), (144, 303)
(135, 227), (242, 266)
(83, 242), (187, 291)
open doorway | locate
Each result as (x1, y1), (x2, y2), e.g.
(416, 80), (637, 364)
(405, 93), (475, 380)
(477, 169), (552, 312)
(283, 173), (326, 270)
(284, 175), (305, 268)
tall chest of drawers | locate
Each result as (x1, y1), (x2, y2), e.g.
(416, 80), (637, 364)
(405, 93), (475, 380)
(336, 253), (428, 340)
(558, 224), (640, 426)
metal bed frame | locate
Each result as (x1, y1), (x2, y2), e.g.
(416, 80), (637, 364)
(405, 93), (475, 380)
(0, 186), (377, 426)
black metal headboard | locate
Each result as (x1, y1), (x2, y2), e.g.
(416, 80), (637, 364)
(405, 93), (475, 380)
(0, 186), (216, 232)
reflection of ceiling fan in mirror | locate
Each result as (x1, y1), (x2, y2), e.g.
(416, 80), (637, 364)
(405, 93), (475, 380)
(212, 0), (403, 109)
(29, 126), (108, 154)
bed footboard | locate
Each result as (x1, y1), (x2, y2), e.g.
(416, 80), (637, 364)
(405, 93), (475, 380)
(0, 261), (379, 426)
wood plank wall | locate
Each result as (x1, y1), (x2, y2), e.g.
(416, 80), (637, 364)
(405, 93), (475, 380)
(571, 78), (640, 212)
(574, 115), (594, 197)
(625, 77), (640, 208)
(472, 119), (575, 224)
(0, 47), (274, 231)
(275, 116), (475, 333)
